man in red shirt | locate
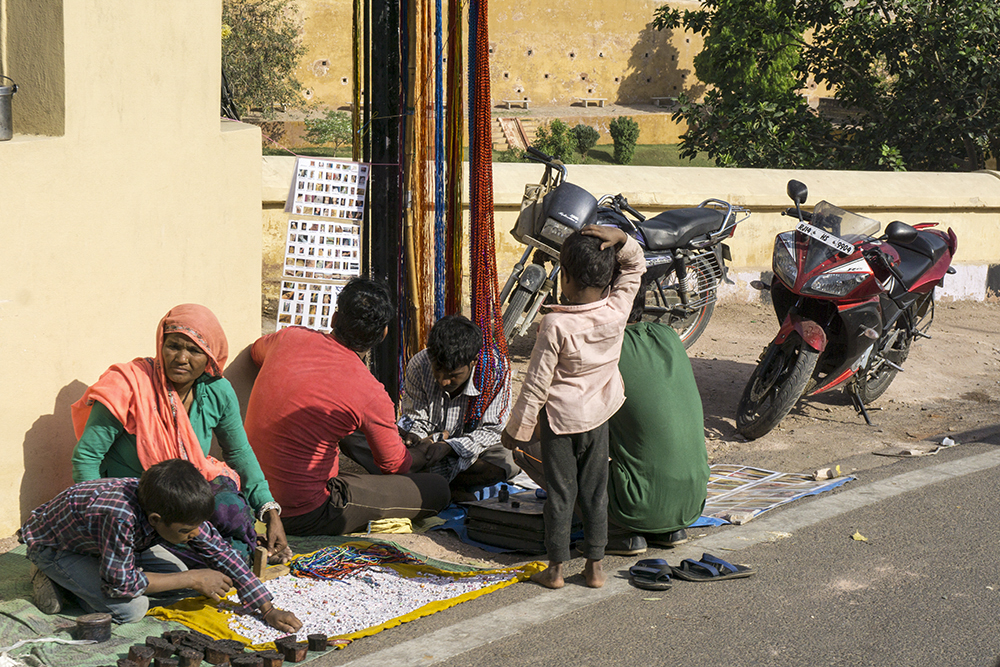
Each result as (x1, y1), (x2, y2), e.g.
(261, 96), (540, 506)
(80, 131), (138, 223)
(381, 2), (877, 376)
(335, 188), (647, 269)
(245, 278), (450, 535)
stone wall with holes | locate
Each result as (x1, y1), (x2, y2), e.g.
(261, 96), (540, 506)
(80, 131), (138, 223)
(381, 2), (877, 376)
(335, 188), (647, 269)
(295, 0), (711, 109)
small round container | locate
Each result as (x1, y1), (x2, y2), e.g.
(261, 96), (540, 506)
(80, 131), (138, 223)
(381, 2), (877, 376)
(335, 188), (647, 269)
(75, 612), (112, 643)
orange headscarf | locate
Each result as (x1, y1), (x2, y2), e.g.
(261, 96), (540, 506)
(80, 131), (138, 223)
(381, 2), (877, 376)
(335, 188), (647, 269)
(71, 304), (240, 487)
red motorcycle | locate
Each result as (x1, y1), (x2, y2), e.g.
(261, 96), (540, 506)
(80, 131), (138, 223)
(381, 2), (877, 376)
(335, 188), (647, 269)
(736, 180), (958, 439)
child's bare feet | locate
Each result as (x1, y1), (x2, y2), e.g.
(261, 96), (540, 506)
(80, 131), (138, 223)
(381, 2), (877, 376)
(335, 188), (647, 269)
(584, 558), (606, 588)
(530, 562), (565, 589)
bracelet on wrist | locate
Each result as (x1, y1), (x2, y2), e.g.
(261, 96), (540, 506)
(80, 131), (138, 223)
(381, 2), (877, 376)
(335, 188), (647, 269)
(256, 501), (282, 523)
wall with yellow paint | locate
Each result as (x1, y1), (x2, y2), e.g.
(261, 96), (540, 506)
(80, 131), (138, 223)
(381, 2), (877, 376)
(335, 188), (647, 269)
(0, 0), (262, 535)
(295, 0), (704, 110)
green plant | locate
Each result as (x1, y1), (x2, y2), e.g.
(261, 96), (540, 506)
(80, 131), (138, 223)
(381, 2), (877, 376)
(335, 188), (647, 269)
(571, 124), (600, 158)
(304, 110), (354, 153)
(532, 119), (577, 162)
(222, 0), (306, 118)
(609, 117), (640, 165)
(493, 148), (526, 162)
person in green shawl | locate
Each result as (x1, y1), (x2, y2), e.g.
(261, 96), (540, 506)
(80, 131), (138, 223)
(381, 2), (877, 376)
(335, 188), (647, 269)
(513, 320), (708, 555)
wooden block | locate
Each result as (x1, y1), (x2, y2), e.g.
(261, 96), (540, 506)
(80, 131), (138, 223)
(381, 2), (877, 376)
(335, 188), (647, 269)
(307, 634), (328, 652)
(176, 648), (203, 667)
(146, 636), (177, 658)
(260, 563), (290, 582)
(153, 658), (179, 667)
(128, 645), (155, 667)
(276, 641), (308, 663)
(252, 546), (268, 578)
(254, 651), (284, 667)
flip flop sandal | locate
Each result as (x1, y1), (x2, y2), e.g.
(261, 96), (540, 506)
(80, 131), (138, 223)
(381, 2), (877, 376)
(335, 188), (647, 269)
(628, 558), (667, 578)
(628, 564), (672, 591)
(670, 553), (754, 582)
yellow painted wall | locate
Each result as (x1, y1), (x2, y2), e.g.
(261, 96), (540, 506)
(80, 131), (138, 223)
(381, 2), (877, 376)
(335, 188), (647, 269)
(295, 0), (704, 110)
(0, 0), (263, 535)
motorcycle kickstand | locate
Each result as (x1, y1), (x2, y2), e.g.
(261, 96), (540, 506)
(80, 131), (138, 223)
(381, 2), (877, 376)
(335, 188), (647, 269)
(848, 390), (874, 426)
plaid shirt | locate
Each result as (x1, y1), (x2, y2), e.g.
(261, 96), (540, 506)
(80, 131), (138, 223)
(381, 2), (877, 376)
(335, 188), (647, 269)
(398, 349), (510, 480)
(19, 478), (271, 611)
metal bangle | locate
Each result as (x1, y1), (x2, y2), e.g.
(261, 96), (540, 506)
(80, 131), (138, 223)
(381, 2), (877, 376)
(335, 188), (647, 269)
(257, 501), (282, 523)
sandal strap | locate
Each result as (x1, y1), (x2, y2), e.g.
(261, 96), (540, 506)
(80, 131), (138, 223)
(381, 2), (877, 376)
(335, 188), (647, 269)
(700, 553), (738, 575)
(680, 558), (719, 577)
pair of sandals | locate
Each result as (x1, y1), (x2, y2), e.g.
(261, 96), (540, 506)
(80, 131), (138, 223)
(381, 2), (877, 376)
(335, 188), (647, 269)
(628, 553), (754, 591)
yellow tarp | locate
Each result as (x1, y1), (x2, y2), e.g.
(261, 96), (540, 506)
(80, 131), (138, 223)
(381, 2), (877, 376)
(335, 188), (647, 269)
(148, 540), (543, 651)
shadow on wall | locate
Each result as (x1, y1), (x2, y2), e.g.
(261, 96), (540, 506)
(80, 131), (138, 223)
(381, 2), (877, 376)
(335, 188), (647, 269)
(20, 380), (88, 522)
(618, 24), (704, 105)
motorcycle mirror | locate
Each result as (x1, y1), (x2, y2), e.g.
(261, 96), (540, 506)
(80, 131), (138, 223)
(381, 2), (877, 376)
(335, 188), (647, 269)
(885, 220), (918, 245)
(786, 180), (808, 206)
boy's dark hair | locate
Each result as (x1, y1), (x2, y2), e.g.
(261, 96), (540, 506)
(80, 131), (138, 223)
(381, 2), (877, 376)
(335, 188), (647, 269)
(427, 315), (483, 371)
(333, 277), (394, 352)
(560, 232), (615, 289)
(137, 459), (215, 525)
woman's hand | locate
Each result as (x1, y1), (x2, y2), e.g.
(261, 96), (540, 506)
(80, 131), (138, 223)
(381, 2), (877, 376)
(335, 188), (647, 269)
(263, 510), (293, 565)
(261, 603), (303, 632)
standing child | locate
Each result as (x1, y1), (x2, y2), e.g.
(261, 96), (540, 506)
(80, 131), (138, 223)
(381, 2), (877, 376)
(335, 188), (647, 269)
(502, 225), (644, 588)
(19, 459), (302, 631)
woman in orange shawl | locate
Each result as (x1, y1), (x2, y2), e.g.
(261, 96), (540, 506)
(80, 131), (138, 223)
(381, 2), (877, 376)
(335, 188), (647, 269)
(71, 304), (291, 566)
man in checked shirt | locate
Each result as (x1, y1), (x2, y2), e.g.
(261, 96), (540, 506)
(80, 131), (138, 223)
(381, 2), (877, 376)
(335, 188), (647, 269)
(342, 315), (519, 501)
(19, 459), (301, 630)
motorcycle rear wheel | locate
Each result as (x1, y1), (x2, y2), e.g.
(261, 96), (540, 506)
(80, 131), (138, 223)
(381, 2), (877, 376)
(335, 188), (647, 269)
(641, 257), (716, 349)
(502, 285), (534, 342)
(852, 324), (913, 405)
(736, 335), (820, 440)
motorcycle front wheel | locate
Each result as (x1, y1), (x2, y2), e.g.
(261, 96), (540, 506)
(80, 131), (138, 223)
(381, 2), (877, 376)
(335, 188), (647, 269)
(736, 335), (820, 440)
(641, 257), (716, 349)
(502, 285), (535, 342)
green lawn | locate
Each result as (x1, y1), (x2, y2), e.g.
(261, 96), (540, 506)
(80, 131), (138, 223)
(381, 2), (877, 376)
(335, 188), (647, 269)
(493, 144), (716, 167)
(268, 143), (714, 167)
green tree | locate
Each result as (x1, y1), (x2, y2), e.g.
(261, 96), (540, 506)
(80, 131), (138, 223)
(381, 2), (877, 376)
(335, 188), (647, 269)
(223, 0), (306, 118)
(654, 0), (837, 169)
(609, 117), (640, 165)
(532, 119), (577, 162)
(806, 0), (1000, 171)
(304, 110), (354, 154)
(571, 124), (600, 159)
(656, 0), (1000, 171)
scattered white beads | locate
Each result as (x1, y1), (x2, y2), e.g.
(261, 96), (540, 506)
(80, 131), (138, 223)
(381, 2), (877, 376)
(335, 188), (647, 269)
(227, 567), (514, 645)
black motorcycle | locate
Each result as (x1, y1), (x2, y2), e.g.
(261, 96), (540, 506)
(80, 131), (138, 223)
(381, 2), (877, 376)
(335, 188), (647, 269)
(500, 147), (750, 348)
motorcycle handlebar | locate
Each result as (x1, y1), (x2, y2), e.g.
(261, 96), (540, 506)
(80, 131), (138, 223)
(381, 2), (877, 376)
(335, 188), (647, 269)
(525, 146), (553, 162)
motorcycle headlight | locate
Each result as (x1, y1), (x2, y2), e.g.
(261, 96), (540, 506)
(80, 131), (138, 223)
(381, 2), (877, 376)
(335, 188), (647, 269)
(772, 234), (797, 287)
(807, 272), (868, 296)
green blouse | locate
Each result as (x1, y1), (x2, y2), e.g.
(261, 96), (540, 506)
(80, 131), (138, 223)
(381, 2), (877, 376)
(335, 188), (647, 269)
(71, 375), (275, 512)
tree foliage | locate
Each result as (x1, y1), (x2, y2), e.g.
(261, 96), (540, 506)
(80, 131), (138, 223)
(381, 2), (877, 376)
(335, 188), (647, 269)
(609, 117), (640, 165)
(223, 0), (306, 118)
(304, 110), (354, 152)
(533, 119), (578, 163)
(655, 0), (1000, 171)
(571, 124), (601, 158)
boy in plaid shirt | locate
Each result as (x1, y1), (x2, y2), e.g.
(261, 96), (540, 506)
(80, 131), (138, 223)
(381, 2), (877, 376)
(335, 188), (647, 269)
(20, 459), (301, 629)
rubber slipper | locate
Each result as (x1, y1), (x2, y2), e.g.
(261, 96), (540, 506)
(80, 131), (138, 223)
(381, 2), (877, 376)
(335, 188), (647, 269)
(628, 565), (672, 591)
(670, 553), (754, 582)
(628, 558), (667, 578)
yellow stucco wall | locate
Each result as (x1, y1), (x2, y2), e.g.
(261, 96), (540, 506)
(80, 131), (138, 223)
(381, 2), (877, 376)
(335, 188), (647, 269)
(295, 0), (704, 110)
(0, 0), (263, 535)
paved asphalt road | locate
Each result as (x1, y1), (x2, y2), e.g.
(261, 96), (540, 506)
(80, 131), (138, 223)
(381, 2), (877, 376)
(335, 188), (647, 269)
(302, 440), (1000, 667)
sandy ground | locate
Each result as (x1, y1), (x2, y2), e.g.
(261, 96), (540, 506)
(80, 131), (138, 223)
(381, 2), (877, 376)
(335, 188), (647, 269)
(9, 300), (998, 573)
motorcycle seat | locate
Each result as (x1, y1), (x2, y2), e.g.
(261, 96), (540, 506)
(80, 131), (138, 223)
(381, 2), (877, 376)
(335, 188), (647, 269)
(637, 207), (726, 251)
(890, 230), (949, 291)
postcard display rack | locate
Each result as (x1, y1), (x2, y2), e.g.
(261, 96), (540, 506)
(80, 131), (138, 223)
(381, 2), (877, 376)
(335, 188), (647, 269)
(277, 157), (369, 332)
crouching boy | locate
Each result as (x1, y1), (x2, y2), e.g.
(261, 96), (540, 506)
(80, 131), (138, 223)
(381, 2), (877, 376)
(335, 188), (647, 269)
(19, 459), (302, 631)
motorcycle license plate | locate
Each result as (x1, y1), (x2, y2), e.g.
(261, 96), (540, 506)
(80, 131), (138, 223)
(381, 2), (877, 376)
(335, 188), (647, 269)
(796, 221), (855, 255)
(540, 218), (575, 246)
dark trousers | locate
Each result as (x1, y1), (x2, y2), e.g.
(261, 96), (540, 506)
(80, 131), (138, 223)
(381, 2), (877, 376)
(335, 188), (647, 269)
(281, 472), (451, 536)
(539, 411), (608, 562)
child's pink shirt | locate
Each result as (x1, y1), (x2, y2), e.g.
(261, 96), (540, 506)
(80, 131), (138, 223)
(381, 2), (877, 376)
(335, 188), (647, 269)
(506, 236), (645, 440)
